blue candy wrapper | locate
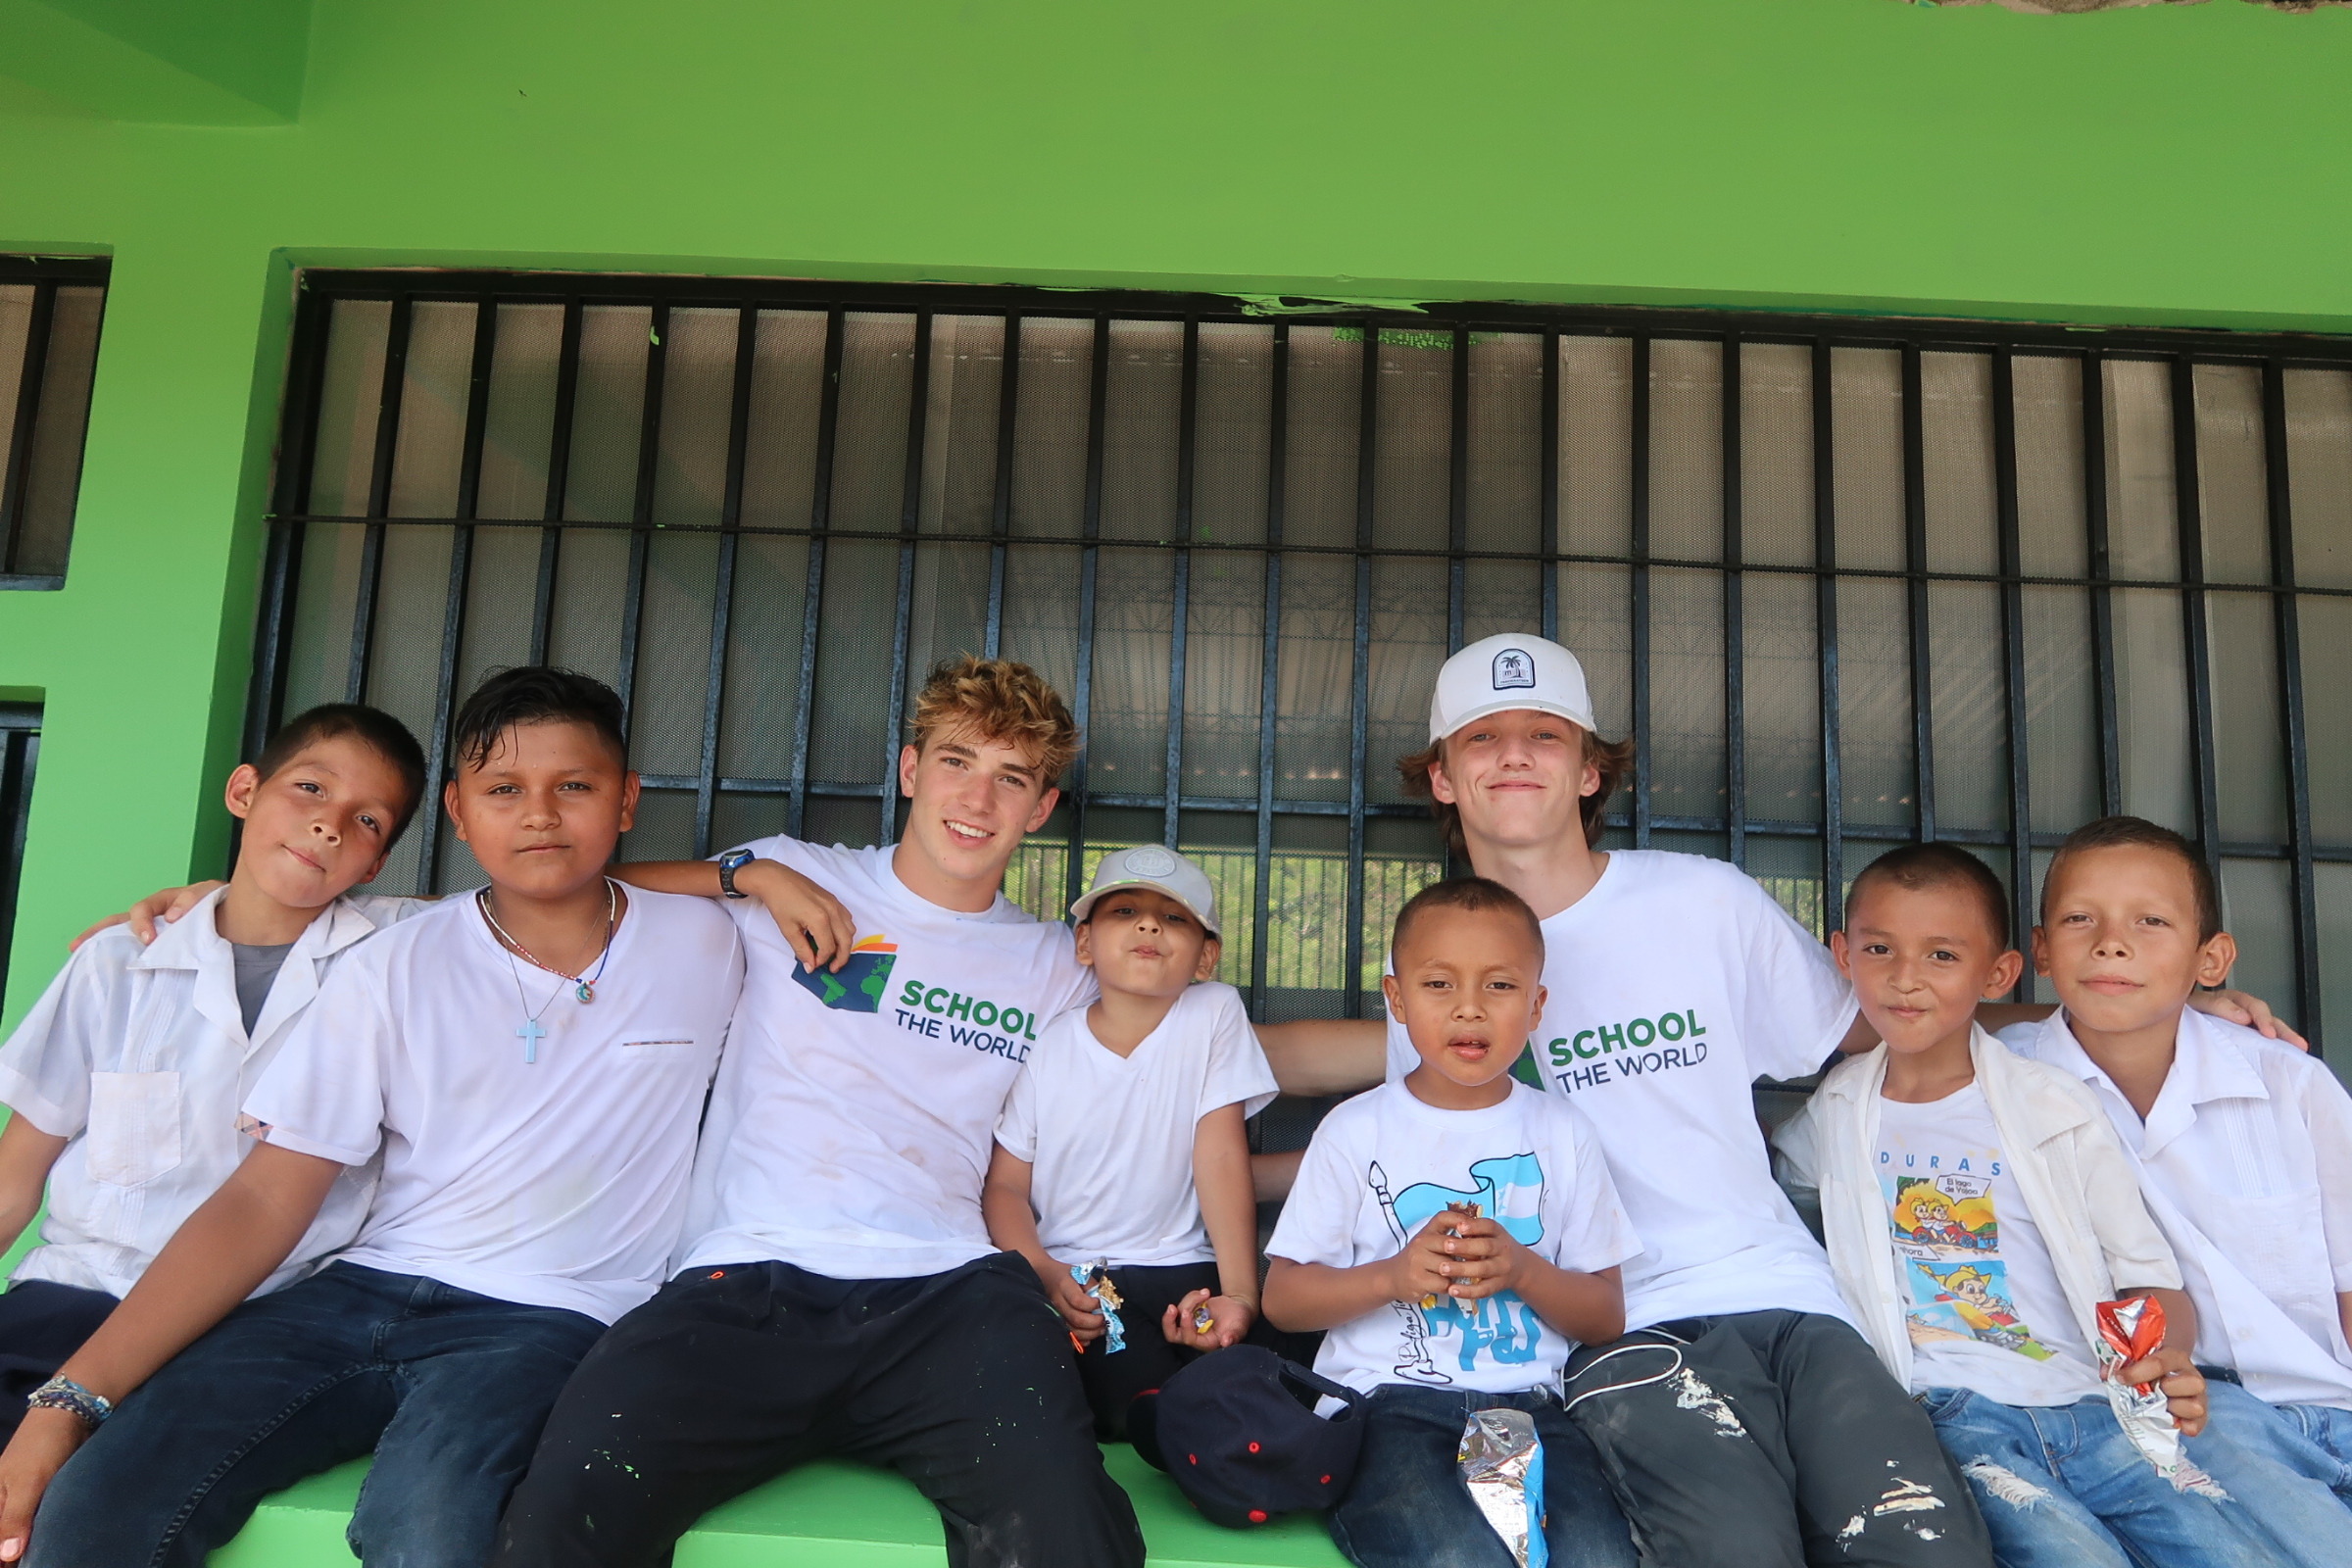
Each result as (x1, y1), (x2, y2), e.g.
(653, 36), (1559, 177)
(1073, 1258), (1128, 1354)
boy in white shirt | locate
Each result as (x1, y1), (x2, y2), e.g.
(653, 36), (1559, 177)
(0, 667), (745, 1568)
(1778, 841), (2352, 1568)
(983, 844), (1279, 1439)
(1264, 876), (1641, 1568)
(493, 657), (1144, 1568)
(0, 703), (427, 1443)
(2001, 816), (2352, 1509)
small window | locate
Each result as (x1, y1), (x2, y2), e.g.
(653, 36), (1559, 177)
(0, 259), (109, 586)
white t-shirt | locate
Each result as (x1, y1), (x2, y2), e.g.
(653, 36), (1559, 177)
(1268, 1080), (1640, 1399)
(1384, 850), (1857, 1329)
(1877, 1086), (2101, 1405)
(996, 981), (1278, 1269)
(243, 889), (744, 1324)
(679, 838), (1098, 1281)
(0, 890), (424, 1300)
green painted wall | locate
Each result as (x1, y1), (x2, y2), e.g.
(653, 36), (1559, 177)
(1, 0), (2349, 1020)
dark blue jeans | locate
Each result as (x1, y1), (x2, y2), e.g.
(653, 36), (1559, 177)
(26, 1261), (605, 1568)
(1328, 1384), (1637, 1568)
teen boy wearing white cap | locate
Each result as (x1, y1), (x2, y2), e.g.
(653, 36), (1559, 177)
(983, 845), (1280, 1441)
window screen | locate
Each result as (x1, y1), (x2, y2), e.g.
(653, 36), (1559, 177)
(0, 258), (107, 585)
(254, 272), (2352, 1052)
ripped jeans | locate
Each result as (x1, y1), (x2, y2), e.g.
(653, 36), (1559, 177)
(1563, 1310), (1984, 1568)
(1922, 1385), (2352, 1568)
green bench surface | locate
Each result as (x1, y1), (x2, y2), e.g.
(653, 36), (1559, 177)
(207, 1446), (1348, 1567)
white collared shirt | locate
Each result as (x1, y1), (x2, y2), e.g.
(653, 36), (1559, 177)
(2002, 1010), (2352, 1410)
(0, 889), (424, 1299)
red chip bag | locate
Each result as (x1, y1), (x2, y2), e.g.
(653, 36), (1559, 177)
(2096, 1296), (2167, 1394)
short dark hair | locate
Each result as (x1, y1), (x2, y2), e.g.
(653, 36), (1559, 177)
(254, 704), (428, 845)
(1397, 726), (1636, 857)
(451, 666), (627, 771)
(1393, 875), (1545, 959)
(1847, 843), (2012, 950)
(2043, 815), (2221, 943)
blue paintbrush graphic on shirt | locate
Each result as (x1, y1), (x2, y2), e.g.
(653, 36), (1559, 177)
(790, 935), (898, 1013)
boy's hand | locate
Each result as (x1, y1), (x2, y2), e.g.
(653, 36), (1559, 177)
(2117, 1345), (2209, 1436)
(1044, 1266), (1108, 1343)
(2188, 989), (2307, 1052)
(0, 1405), (90, 1560)
(735, 859), (859, 974)
(1162, 1289), (1254, 1350)
(71, 880), (224, 950)
(1435, 1215), (1532, 1301)
(1383, 1212), (1464, 1306)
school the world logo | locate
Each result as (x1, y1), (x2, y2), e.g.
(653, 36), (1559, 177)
(790, 934), (900, 1012)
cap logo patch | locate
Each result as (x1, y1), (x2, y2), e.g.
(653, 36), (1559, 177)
(1491, 648), (1536, 691)
(1124, 846), (1179, 877)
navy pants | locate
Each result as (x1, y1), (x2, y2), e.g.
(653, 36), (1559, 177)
(1329, 1384), (1637, 1568)
(493, 1250), (1144, 1568)
(26, 1261), (605, 1568)
(0, 1279), (118, 1444)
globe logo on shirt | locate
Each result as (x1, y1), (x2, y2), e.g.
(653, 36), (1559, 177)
(790, 934), (899, 1012)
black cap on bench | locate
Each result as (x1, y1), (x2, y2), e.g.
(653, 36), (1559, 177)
(1128, 1347), (1365, 1529)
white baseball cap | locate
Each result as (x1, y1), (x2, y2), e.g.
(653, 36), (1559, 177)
(1429, 633), (1597, 743)
(1068, 844), (1221, 936)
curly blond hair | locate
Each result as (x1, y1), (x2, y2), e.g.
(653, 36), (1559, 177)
(908, 656), (1080, 783)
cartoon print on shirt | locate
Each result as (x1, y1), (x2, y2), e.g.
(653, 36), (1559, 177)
(1369, 1153), (1548, 1383)
(1882, 1169), (2058, 1361)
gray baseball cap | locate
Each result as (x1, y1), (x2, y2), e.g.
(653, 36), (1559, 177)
(1069, 844), (1220, 936)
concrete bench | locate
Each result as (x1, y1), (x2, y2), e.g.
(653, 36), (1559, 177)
(208, 1446), (1349, 1567)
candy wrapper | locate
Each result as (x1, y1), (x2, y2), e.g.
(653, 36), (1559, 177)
(1073, 1259), (1128, 1354)
(1422, 1201), (1484, 1311)
(1459, 1407), (1548, 1568)
(2094, 1297), (2184, 1483)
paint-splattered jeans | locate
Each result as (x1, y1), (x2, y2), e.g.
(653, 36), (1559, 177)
(1328, 1384), (1636, 1568)
(1564, 1309), (1984, 1568)
(1922, 1385), (2352, 1568)
(24, 1261), (605, 1568)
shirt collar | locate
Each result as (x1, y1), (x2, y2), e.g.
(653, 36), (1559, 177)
(2034, 1007), (2269, 1159)
(127, 888), (384, 972)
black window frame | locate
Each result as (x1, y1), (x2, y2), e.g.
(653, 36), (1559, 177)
(250, 269), (2352, 1046)
(0, 255), (110, 589)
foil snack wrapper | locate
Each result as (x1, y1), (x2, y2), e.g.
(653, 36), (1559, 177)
(1073, 1259), (1128, 1354)
(1458, 1407), (1548, 1568)
(2094, 1297), (2183, 1482)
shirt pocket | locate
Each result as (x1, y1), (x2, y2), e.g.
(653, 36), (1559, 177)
(83, 1070), (183, 1188)
(615, 1031), (705, 1063)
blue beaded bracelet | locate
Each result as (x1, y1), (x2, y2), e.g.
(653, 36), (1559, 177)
(25, 1375), (111, 1429)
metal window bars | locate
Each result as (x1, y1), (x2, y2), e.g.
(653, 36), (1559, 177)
(253, 270), (2352, 1050)
(0, 258), (108, 586)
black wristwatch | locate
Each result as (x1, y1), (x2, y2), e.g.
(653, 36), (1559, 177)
(717, 849), (756, 899)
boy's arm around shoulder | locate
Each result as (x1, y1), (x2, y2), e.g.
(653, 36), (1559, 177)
(612, 839), (858, 975)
